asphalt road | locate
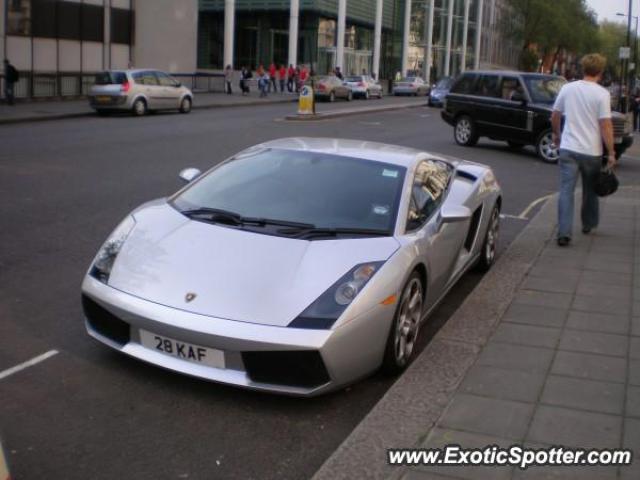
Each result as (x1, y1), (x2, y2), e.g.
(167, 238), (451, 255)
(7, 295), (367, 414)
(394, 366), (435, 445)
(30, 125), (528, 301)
(1, 99), (639, 480)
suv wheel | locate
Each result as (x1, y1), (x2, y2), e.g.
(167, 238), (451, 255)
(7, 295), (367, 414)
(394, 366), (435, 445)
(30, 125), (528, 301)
(132, 98), (147, 117)
(454, 115), (478, 146)
(536, 130), (559, 163)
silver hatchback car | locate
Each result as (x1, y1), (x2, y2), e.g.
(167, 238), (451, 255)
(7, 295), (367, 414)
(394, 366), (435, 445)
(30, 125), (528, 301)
(89, 69), (193, 116)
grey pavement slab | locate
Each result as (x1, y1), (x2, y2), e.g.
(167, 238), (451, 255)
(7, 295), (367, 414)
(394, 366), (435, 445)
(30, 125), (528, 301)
(575, 281), (632, 300)
(558, 329), (628, 357)
(491, 323), (561, 349)
(438, 394), (534, 440)
(458, 365), (546, 403)
(512, 465), (618, 480)
(551, 351), (627, 383)
(520, 275), (577, 294)
(571, 294), (632, 316)
(540, 375), (625, 415)
(626, 385), (640, 418)
(630, 337), (640, 360)
(512, 290), (573, 310)
(565, 311), (629, 335)
(476, 343), (555, 374)
(579, 270), (632, 287)
(526, 405), (622, 449)
(632, 317), (640, 336)
(630, 360), (640, 386)
(501, 304), (567, 328)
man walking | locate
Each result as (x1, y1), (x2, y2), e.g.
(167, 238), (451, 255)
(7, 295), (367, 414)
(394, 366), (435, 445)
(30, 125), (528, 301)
(3, 59), (19, 106)
(551, 53), (616, 247)
(224, 64), (233, 94)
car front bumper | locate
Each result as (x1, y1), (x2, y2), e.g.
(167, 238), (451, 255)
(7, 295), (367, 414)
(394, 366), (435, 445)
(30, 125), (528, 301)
(81, 275), (393, 396)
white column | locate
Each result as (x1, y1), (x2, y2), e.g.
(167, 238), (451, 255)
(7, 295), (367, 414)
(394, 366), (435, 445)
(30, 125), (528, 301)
(425, 0), (435, 83)
(474, 0), (484, 70)
(401, 0), (412, 75)
(288, 0), (299, 67)
(373, 0), (383, 79)
(336, 0), (347, 70)
(461, 0), (470, 72)
(444, 0), (454, 76)
(104, 1), (111, 69)
(224, 0), (235, 68)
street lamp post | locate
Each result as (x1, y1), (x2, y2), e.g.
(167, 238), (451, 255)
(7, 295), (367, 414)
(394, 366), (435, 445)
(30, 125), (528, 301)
(617, 11), (638, 110)
(617, 12), (639, 93)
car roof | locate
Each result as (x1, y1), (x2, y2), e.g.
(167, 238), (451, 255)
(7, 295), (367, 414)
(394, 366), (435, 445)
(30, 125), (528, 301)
(256, 137), (431, 168)
(461, 70), (564, 79)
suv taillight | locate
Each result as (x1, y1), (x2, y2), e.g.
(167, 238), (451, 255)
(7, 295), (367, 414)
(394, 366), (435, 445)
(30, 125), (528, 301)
(120, 81), (130, 93)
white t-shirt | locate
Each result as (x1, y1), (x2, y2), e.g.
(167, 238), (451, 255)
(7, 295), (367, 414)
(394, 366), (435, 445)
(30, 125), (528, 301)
(552, 80), (611, 156)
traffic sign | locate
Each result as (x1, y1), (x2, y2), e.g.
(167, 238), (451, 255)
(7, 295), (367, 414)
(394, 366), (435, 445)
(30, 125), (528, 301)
(620, 46), (631, 59)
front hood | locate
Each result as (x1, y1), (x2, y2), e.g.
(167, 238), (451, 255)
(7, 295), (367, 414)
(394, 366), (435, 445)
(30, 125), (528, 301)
(108, 203), (400, 327)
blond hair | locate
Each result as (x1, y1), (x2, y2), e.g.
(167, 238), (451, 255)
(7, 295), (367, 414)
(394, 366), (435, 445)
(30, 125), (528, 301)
(581, 54), (607, 77)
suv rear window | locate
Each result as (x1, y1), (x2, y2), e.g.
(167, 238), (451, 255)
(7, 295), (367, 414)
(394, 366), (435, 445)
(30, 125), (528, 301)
(450, 74), (476, 94)
(472, 74), (500, 98)
(94, 72), (127, 85)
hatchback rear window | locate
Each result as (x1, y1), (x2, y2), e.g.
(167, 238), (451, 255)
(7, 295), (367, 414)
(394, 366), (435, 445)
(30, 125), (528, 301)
(94, 72), (127, 85)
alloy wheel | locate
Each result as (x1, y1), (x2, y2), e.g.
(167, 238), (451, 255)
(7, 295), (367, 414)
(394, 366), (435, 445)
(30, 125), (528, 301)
(393, 278), (423, 366)
(485, 208), (500, 266)
(455, 118), (472, 144)
(538, 131), (559, 163)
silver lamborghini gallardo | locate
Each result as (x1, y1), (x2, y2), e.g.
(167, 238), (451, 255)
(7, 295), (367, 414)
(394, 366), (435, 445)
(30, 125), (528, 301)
(81, 138), (501, 396)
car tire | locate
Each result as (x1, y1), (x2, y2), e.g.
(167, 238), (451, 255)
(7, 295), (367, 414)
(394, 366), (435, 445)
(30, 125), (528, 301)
(179, 97), (192, 114)
(507, 141), (525, 150)
(364, 90), (370, 100)
(536, 129), (559, 163)
(382, 271), (424, 375)
(475, 204), (500, 272)
(132, 98), (147, 117)
(346, 91), (353, 101)
(454, 115), (479, 147)
(329, 91), (335, 103)
(378, 91), (383, 99)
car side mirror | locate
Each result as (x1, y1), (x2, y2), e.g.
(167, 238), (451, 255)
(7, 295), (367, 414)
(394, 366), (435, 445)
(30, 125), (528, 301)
(439, 205), (472, 223)
(174, 82), (182, 88)
(511, 91), (526, 103)
(179, 168), (201, 183)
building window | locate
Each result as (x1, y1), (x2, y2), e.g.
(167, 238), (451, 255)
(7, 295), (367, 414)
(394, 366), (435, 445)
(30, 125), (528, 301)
(111, 8), (133, 45)
(82, 4), (104, 42)
(7, 0), (31, 35)
(32, 0), (57, 38)
(57, 1), (81, 41)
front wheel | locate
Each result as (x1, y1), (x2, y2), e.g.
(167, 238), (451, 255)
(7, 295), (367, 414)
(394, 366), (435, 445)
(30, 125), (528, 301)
(132, 98), (147, 117)
(536, 130), (559, 163)
(179, 97), (192, 114)
(382, 273), (424, 374)
(475, 205), (500, 272)
(454, 115), (478, 146)
(364, 90), (370, 100)
(329, 91), (335, 103)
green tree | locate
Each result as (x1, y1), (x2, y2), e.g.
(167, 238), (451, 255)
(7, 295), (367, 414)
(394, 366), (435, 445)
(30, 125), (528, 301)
(597, 20), (629, 79)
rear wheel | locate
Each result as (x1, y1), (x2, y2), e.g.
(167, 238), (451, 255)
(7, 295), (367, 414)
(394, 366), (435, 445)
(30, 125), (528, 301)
(346, 91), (353, 101)
(179, 97), (192, 113)
(132, 98), (147, 117)
(536, 130), (559, 163)
(475, 205), (500, 272)
(454, 115), (478, 146)
(329, 91), (335, 102)
(382, 272), (424, 374)
(364, 90), (370, 100)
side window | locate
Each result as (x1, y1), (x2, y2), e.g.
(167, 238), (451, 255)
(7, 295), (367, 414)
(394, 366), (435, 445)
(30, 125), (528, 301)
(156, 72), (177, 87)
(450, 74), (476, 94)
(500, 76), (524, 101)
(132, 71), (159, 86)
(473, 75), (500, 98)
(407, 160), (452, 231)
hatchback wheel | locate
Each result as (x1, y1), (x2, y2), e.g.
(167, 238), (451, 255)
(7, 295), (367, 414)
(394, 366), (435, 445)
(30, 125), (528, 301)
(346, 91), (353, 101)
(536, 130), (559, 163)
(364, 90), (370, 100)
(382, 273), (424, 374)
(476, 205), (500, 272)
(329, 91), (335, 102)
(179, 97), (192, 114)
(132, 98), (147, 117)
(454, 115), (478, 146)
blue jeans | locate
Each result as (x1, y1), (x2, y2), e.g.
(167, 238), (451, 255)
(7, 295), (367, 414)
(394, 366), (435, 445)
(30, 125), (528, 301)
(558, 149), (601, 238)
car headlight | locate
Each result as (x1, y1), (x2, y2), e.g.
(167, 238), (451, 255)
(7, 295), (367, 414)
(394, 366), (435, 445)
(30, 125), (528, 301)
(89, 216), (136, 284)
(288, 262), (384, 330)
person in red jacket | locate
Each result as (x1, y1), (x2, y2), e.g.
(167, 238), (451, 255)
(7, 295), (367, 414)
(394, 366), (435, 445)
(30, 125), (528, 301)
(287, 64), (296, 92)
(268, 62), (277, 93)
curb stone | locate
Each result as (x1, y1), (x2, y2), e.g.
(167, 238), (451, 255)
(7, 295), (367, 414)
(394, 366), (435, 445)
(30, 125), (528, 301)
(312, 194), (558, 480)
(284, 101), (427, 121)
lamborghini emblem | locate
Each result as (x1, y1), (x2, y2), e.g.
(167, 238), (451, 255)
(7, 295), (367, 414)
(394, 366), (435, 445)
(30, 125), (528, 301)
(185, 292), (197, 303)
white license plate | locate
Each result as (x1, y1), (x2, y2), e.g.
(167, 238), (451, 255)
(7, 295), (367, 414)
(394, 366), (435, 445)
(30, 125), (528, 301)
(140, 330), (225, 369)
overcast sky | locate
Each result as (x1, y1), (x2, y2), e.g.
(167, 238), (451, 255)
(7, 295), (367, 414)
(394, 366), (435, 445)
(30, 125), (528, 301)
(587, 0), (634, 24)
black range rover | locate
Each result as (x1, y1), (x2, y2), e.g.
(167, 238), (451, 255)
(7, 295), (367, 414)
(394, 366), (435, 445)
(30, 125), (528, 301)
(441, 71), (633, 163)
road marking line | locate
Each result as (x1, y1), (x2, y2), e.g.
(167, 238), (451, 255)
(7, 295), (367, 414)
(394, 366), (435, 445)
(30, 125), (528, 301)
(0, 350), (59, 381)
(500, 214), (528, 220)
(518, 194), (554, 219)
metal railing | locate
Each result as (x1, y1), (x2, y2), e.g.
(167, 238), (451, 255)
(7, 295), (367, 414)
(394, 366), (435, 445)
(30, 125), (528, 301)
(1, 72), (225, 101)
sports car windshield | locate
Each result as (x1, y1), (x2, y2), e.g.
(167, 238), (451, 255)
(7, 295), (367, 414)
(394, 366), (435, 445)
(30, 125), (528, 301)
(173, 149), (406, 234)
(523, 76), (566, 104)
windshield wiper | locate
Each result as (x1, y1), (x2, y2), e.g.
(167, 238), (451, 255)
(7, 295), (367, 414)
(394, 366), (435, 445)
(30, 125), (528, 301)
(182, 208), (315, 229)
(278, 226), (391, 239)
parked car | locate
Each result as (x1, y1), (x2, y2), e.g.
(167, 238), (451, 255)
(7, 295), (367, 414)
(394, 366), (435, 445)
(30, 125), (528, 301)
(441, 71), (633, 163)
(393, 77), (430, 96)
(343, 75), (383, 99)
(429, 77), (454, 107)
(89, 69), (193, 116)
(81, 137), (501, 397)
(314, 76), (353, 102)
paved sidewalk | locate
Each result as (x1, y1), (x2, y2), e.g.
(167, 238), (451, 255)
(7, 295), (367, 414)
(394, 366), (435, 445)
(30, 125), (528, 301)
(0, 91), (297, 124)
(400, 188), (640, 480)
(314, 188), (639, 480)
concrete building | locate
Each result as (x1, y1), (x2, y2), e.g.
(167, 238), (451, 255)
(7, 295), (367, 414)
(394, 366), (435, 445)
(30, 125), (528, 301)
(1, 0), (518, 98)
